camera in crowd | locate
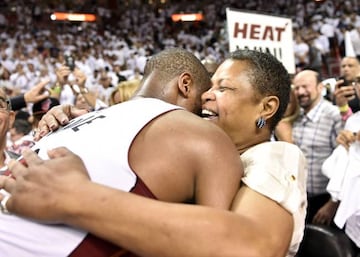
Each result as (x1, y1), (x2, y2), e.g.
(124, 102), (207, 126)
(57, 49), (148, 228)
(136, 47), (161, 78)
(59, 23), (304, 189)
(65, 55), (75, 71)
(337, 76), (360, 112)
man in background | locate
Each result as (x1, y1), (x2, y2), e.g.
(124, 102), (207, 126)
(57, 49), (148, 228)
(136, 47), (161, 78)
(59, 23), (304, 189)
(292, 69), (343, 226)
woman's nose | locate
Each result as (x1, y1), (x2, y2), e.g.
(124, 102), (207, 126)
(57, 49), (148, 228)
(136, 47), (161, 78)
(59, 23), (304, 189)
(201, 89), (214, 104)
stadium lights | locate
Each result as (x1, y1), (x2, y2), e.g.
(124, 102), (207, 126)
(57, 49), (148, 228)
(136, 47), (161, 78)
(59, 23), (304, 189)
(171, 13), (203, 22)
(50, 12), (96, 22)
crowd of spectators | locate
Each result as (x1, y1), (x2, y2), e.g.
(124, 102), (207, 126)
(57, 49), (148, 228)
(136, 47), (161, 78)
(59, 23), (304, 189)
(0, 0), (360, 254)
(0, 0), (359, 106)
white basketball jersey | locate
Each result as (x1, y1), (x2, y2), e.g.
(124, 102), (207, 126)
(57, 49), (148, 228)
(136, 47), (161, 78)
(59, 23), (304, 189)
(0, 98), (181, 257)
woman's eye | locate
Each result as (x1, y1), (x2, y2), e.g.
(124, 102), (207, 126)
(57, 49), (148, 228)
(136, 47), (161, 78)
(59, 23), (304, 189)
(218, 86), (234, 92)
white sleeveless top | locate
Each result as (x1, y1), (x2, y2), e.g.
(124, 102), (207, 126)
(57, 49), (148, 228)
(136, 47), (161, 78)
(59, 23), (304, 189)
(0, 98), (181, 257)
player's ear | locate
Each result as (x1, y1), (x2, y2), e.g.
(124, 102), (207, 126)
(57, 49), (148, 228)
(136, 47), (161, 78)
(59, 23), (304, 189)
(178, 72), (193, 98)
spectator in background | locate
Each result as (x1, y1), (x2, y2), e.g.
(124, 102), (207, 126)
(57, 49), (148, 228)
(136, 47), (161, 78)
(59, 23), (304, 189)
(333, 56), (360, 120)
(29, 97), (60, 132)
(51, 66), (90, 106)
(108, 79), (140, 106)
(314, 28), (331, 76)
(112, 62), (127, 84)
(294, 33), (309, 73)
(9, 63), (29, 94)
(292, 69), (343, 226)
(73, 93), (93, 111)
(1, 0), (360, 112)
(320, 16), (338, 62)
(73, 88), (108, 111)
(9, 79), (50, 111)
(304, 33), (323, 74)
(14, 110), (30, 122)
(97, 70), (115, 105)
(322, 77), (360, 254)
(127, 67), (143, 81)
(7, 119), (34, 155)
(0, 63), (16, 97)
(0, 87), (19, 172)
(0, 12), (7, 28)
(336, 21), (350, 58)
(348, 12), (360, 59)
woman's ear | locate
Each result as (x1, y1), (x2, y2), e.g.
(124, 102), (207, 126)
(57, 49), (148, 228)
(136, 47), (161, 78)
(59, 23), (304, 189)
(178, 72), (192, 98)
(261, 96), (279, 120)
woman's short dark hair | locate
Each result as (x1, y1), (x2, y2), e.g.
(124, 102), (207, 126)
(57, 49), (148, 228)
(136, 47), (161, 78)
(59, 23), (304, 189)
(229, 49), (291, 130)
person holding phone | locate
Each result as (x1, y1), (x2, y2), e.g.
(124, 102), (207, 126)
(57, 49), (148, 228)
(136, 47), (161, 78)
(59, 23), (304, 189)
(51, 61), (91, 106)
(333, 56), (360, 121)
(65, 55), (76, 71)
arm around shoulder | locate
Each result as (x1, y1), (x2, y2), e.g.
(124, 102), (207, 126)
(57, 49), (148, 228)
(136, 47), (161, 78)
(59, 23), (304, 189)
(189, 120), (244, 209)
(64, 181), (288, 257)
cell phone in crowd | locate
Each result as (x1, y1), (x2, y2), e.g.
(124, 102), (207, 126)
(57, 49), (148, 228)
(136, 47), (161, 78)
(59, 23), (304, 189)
(338, 76), (357, 99)
(338, 76), (351, 88)
(65, 55), (75, 71)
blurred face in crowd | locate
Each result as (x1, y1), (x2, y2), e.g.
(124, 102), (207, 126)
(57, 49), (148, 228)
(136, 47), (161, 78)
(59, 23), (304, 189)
(9, 127), (22, 143)
(340, 57), (360, 81)
(74, 93), (92, 111)
(99, 73), (112, 88)
(293, 70), (323, 113)
(0, 88), (14, 148)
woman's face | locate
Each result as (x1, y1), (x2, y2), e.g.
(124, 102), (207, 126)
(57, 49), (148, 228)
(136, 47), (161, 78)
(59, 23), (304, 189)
(201, 59), (265, 153)
(75, 94), (91, 110)
(112, 90), (123, 104)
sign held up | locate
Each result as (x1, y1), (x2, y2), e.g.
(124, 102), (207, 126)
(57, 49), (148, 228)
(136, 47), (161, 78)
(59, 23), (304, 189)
(226, 8), (295, 74)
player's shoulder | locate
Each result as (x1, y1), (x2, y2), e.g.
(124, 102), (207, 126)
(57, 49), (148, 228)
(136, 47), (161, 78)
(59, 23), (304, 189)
(157, 109), (228, 137)
(155, 110), (235, 155)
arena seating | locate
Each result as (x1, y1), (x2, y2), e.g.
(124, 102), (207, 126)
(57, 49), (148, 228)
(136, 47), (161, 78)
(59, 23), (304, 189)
(296, 224), (356, 257)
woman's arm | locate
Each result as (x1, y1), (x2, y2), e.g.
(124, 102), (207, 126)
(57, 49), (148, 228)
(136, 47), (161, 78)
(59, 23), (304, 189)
(2, 147), (287, 257)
